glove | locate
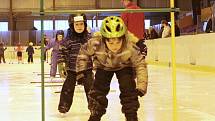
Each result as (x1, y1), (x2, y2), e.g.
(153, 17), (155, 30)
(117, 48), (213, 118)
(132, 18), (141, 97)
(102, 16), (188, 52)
(136, 39), (147, 57)
(136, 88), (146, 97)
(76, 73), (85, 85)
(58, 63), (67, 78)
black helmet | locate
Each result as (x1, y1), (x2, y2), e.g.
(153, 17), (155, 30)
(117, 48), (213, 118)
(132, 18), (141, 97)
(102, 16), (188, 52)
(68, 13), (87, 27)
(67, 13), (88, 35)
(56, 30), (64, 38)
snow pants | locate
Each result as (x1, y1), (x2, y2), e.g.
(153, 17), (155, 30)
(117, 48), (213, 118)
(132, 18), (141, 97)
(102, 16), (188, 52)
(58, 70), (94, 112)
(88, 67), (139, 119)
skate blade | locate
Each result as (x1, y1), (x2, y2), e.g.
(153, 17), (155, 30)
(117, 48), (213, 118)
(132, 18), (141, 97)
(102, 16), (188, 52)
(59, 112), (67, 118)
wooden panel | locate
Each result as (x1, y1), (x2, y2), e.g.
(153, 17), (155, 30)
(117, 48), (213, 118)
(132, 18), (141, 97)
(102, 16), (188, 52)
(0, 0), (9, 9)
(44, 0), (55, 9)
(142, 0), (156, 8)
(16, 20), (34, 30)
(156, 0), (168, 8)
(12, 0), (96, 10)
(179, 15), (193, 28)
(55, 0), (95, 7)
(100, 0), (111, 8)
(111, 0), (122, 8)
(141, 0), (170, 8)
(177, 0), (192, 11)
(100, 0), (123, 8)
(166, 0), (170, 7)
(13, 0), (42, 9)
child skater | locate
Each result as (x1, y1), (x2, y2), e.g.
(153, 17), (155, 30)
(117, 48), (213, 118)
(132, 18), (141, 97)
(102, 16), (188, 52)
(26, 42), (34, 64)
(45, 30), (65, 80)
(57, 13), (94, 114)
(0, 42), (7, 64)
(15, 43), (24, 64)
(77, 16), (148, 121)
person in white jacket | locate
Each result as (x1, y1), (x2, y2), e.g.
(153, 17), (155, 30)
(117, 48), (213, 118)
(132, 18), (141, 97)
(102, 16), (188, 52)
(77, 16), (148, 121)
(161, 20), (171, 38)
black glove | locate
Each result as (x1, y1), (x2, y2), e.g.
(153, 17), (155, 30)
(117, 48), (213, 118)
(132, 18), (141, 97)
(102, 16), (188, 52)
(136, 89), (145, 97)
(136, 39), (147, 57)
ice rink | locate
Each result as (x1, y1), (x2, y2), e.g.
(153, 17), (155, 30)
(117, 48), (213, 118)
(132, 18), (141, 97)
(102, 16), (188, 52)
(0, 62), (215, 121)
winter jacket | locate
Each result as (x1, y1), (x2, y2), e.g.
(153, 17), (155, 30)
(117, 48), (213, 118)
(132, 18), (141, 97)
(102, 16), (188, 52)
(77, 32), (148, 92)
(162, 25), (171, 38)
(121, 2), (145, 39)
(58, 31), (92, 72)
(45, 38), (60, 53)
(26, 46), (34, 55)
(0, 47), (6, 55)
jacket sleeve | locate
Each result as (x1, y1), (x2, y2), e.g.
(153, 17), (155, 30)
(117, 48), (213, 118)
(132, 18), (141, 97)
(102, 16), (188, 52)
(76, 37), (98, 72)
(32, 47), (34, 54)
(26, 47), (28, 52)
(57, 41), (67, 63)
(45, 39), (54, 50)
(130, 46), (148, 94)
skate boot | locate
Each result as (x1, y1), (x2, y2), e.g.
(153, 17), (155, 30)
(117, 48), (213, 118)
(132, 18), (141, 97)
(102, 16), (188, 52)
(126, 116), (138, 121)
(58, 105), (69, 114)
(88, 115), (101, 121)
(50, 76), (55, 82)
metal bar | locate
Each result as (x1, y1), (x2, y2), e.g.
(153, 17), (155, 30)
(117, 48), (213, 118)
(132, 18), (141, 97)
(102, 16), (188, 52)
(212, 2), (215, 32)
(36, 85), (63, 87)
(9, 0), (14, 45)
(31, 8), (180, 15)
(170, 0), (177, 121)
(40, 0), (45, 121)
(31, 81), (63, 83)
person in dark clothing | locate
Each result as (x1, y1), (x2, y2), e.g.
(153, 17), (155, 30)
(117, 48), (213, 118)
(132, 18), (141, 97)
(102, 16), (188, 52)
(121, 0), (147, 58)
(0, 42), (7, 64)
(175, 22), (181, 36)
(57, 13), (94, 114)
(148, 26), (159, 39)
(205, 18), (212, 33)
(77, 16), (148, 121)
(66, 18), (73, 39)
(26, 42), (34, 63)
(158, 26), (164, 38)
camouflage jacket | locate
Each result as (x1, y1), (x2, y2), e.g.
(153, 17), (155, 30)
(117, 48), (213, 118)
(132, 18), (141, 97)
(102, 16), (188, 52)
(77, 32), (148, 92)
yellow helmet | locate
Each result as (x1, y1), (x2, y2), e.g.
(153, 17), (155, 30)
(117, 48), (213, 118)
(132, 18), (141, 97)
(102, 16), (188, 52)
(100, 16), (126, 38)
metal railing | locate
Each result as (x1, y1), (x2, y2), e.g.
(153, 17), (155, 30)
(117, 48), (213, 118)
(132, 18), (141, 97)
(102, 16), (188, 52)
(37, 0), (179, 121)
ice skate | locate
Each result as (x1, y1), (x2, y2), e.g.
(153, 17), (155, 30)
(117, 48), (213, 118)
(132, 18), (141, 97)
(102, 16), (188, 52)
(126, 116), (138, 121)
(88, 115), (101, 121)
(58, 105), (69, 117)
(50, 76), (55, 82)
(59, 110), (67, 117)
